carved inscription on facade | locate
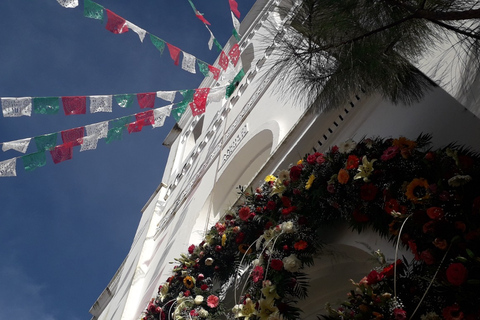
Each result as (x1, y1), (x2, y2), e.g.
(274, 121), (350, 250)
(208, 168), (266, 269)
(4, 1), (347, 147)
(220, 124), (249, 169)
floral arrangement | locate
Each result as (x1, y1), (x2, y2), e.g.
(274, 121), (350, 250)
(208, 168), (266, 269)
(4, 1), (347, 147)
(142, 135), (480, 320)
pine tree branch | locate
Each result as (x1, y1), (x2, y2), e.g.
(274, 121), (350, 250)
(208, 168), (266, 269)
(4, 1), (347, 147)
(426, 18), (480, 40)
(316, 15), (415, 51)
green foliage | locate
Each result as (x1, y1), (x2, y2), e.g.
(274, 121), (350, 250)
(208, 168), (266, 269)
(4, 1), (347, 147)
(273, 0), (480, 111)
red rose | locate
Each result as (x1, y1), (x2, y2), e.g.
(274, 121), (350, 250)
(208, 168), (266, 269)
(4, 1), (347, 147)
(346, 155), (360, 169)
(281, 206), (296, 216)
(200, 284), (209, 291)
(420, 250), (435, 265)
(281, 196), (292, 208)
(393, 308), (407, 320)
(306, 154), (317, 164)
(289, 165), (302, 181)
(188, 244), (195, 254)
(360, 183), (378, 201)
(270, 259), (284, 271)
(266, 200), (276, 210)
(366, 270), (384, 284)
(235, 232), (245, 244)
(426, 207), (444, 220)
(238, 207), (251, 221)
(446, 263), (468, 286)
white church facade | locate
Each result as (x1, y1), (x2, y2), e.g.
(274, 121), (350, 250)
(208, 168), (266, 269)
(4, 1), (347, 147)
(89, 0), (480, 319)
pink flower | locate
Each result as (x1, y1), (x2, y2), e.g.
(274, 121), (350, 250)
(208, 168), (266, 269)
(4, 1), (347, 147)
(215, 222), (226, 234)
(252, 266), (264, 283)
(381, 146), (400, 161)
(207, 294), (219, 308)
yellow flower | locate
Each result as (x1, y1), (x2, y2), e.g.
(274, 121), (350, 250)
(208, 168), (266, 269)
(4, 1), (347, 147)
(221, 233), (227, 246)
(297, 159), (303, 165)
(264, 175), (277, 182)
(305, 174), (315, 190)
(354, 156), (377, 182)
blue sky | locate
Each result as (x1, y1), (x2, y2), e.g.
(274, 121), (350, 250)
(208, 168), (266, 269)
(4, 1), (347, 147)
(0, 0), (256, 319)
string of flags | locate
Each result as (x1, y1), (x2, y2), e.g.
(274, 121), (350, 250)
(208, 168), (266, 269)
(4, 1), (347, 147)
(83, 0), (236, 74)
(12, 0), (246, 179)
(0, 80), (245, 177)
(0, 70), (249, 178)
(0, 71), (248, 118)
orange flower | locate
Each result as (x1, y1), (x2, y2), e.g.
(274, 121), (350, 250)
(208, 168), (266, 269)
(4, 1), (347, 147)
(405, 178), (430, 203)
(183, 276), (195, 289)
(294, 240), (308, 250)
(337, 169), (350, 184)
(238, 244), (253, 254)
(392, 137), (416, 150)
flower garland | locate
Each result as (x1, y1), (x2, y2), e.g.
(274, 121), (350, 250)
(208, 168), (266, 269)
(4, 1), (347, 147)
(142, 135), (480, 320)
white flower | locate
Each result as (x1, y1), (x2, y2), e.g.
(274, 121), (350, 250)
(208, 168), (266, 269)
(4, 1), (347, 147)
(194, 295), (204, 305)
(278, 170), (290, 182)
(198, 307), (209, 318)
(338, 139), (356, 153)
(281, 221), (295, 233)
(282, 254), (302, 272)
(448, 174), (472, 187)
(205, 258), (214, 266)
(159, 283), (169, 302)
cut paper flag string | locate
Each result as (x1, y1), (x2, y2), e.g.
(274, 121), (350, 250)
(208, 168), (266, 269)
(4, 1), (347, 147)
(57, 0), (78, 8)
(83, 1), (221, 77)
(0, 104), (173, 177)
(186, 0), (211, 25)
(0, 80), (244, 177)
(1, 84), (224, 118)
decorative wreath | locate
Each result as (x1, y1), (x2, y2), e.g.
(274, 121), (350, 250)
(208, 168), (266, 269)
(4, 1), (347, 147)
(142, 134), (480, 320)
